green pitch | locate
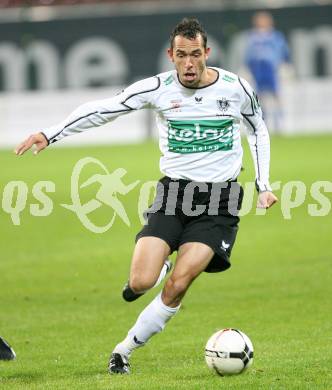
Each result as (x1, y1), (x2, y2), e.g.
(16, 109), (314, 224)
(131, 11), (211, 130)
(0, 135), (331, 389)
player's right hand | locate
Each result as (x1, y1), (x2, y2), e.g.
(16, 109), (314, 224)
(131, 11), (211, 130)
(15, 132), (48, 156)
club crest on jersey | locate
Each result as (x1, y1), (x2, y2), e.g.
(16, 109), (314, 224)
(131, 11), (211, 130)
(217, 97), (230, 112)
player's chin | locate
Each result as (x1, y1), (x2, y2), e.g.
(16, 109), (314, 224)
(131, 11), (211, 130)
(180, 75), (198, 87)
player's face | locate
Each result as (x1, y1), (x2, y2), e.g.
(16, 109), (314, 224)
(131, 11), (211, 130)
(168, 34), (210, 88)
(253, 12), (274, 31)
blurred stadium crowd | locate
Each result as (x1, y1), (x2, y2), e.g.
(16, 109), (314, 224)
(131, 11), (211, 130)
(1, 0), (331, 8)
(0, 0), (125, 6)
(1, 0), (196, 8)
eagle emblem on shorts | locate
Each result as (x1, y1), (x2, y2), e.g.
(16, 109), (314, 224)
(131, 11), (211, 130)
(217, 97), (230, 112)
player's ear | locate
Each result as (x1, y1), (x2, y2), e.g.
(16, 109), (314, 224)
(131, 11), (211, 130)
(205, 47), (211, 60)
(167, 48), (174, 62)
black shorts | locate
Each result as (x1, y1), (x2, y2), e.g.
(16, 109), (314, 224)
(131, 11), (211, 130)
(136, 176), (244, 273)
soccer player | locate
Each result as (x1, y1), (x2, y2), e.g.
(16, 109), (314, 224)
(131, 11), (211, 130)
(15, 18), (278, 374)
(0, 336), (16, 360)
(245, 11), (290, 132)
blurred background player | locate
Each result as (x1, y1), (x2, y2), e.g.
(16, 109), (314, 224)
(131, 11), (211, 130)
(0, 336), (16, 360)
(245, 11), (290, 133)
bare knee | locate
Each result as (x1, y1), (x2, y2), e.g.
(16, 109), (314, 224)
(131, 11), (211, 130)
(130, 274), (157, 293)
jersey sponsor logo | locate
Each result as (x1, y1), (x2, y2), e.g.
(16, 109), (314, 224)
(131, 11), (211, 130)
(170, 99), (182, 112)
(168, 119), (234, 154)
(217, 97), (230, 112)
(195, 96), (203, 104)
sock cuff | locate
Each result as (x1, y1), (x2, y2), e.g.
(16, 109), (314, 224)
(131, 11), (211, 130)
(156, 292), (181, 314)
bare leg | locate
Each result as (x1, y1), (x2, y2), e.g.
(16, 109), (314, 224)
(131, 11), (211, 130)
(129, 236), (171, 293)
(162, 242), (214, 307)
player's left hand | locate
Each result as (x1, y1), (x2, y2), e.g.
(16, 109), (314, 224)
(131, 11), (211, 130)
(257, 191), (278, 209)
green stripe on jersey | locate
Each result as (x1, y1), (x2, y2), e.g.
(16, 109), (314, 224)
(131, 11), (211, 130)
(222, 74), (236, 83)
(164, 75), (174, 85)
(168, 119), (234, 154)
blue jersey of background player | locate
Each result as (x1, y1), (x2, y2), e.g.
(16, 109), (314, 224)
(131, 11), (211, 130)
(245, 11), (290, 95)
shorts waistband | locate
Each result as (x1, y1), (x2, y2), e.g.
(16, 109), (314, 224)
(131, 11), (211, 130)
(162, 176), (237, 186)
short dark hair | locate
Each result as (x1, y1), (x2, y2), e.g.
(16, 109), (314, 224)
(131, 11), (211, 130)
(170, 17), (207, 49)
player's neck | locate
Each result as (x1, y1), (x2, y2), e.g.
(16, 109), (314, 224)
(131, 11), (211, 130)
(193, 68), (219, 88)
(198, 68), (218, 87)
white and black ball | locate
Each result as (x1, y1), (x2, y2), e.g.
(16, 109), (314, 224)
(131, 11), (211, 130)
(205, 328), (254, 376)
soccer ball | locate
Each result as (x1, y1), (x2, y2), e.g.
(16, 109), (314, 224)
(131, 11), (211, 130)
(205, 328), (254, 376)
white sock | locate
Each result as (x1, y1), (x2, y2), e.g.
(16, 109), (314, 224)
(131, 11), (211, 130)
(113, 293), (180, 357)
(152, 261), (169, 288)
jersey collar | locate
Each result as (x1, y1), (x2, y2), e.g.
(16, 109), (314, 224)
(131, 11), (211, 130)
(176, 68), (219, 90)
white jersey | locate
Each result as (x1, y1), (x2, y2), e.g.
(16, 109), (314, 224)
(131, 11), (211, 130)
(42, 68), (272, 191)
